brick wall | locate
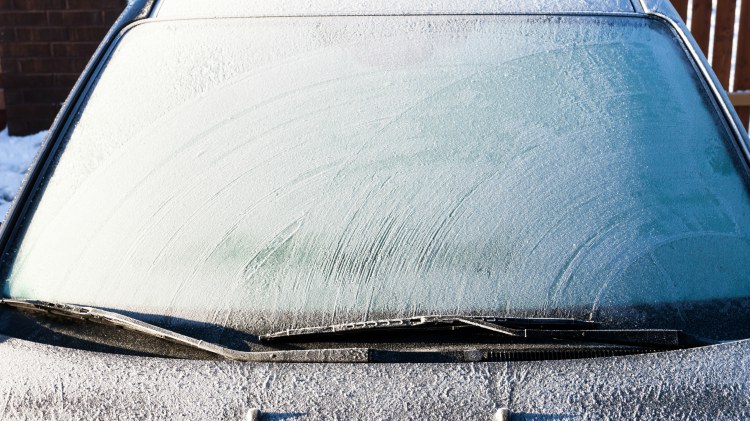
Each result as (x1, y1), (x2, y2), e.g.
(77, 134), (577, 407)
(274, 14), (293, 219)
(0, 60), (6, 130)
(0, 0), (126, 135)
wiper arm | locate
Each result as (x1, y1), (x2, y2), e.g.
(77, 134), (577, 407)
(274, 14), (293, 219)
(261, 315), (708, 348)
(0, 299), (367, 363)
(2, 300), (712, 362)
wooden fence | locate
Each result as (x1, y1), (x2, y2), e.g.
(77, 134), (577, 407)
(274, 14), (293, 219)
(671, 0), (750, 129)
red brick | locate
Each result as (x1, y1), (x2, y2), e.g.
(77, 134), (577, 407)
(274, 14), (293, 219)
(103, 9), (121, 23)
(18, 57), (90, 73)
(0, 27), (17, 42)
(67, 26), (108, 42)
(12, 0), (67, 10)
(0, 11), (47, 25)
(22, 87), (69, 103)
(3, 73), (53, 87)
(7, 103), (60, 118)
(6, 59), (22, 73)
(47, 10), (103, 25)
(8, 117), (55, 134)
(1, 0), (126, 135)
(1, 42), (50, 58)
(66, 0), (125, 10)
(27, 119), (56, 131)
(50, 42), (97, 57)
(2, 88), (23, 104)
(14, 27), (69, 42)
(52, 73), (80, 87)
(7, 104), (59, 116)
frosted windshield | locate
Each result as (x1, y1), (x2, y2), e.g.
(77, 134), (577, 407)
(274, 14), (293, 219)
(3, 16), (750, 338)
(155, 0), (634, 18)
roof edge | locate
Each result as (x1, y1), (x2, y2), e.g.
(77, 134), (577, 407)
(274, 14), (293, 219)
(152, 0), (637, 19)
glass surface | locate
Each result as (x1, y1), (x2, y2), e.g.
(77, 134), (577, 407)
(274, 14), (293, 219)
(155, 0), (634, 18)
(3, 16), (750, 338)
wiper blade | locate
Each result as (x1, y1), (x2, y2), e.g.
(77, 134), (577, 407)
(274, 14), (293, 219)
(262, 315), (597, 338)
(261, 315), (706, 348)
(0, 299), (367, 363)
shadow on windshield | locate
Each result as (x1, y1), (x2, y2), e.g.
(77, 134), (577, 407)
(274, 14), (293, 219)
(0, 306), (176, 357)
(590, 295), (750, 341)
(96, 307), (266, 351)
(106, 294), (750, 347)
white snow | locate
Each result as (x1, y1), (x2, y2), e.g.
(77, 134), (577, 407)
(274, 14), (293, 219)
(0, 331), (749, 419)
(0, 129), (45, 220)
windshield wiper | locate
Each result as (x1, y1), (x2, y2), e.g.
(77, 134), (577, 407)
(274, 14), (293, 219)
(261, 315), (709, 349)
(1, 300), (713, 363)
(0, 299), (367, 363)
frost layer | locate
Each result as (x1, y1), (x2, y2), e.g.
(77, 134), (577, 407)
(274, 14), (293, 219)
(4, 16), (750, 335)
(0, 335), (748, 420)
(155, 0), (635, 18)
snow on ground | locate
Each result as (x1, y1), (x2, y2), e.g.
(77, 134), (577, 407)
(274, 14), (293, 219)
(0, 129), (45, 220)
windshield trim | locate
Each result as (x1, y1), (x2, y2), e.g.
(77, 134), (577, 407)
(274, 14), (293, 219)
(150, 0), (638, 18)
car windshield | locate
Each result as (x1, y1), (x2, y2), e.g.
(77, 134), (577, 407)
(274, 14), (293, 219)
(2, 15), (750, 341)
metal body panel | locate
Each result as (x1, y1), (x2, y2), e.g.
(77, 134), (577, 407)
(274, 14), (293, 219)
(152, 0), (635, 19)
(0, 335), (748, 419)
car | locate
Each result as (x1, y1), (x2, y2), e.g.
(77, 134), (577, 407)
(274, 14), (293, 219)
(1, 0), (749, 419)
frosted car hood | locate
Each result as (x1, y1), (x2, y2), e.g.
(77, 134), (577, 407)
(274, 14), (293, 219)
(1, 336), (748, 419)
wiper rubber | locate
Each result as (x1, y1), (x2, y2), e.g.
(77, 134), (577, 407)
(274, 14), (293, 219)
(0, 299), (368, 363)
(2, 300), (710, 361)
(262, 315), (704, 348)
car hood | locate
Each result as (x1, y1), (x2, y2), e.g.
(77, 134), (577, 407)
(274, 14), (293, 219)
(1, 335), (748, 419)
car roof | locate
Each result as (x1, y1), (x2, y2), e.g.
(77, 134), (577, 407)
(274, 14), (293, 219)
(151, 0), (638, 19)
